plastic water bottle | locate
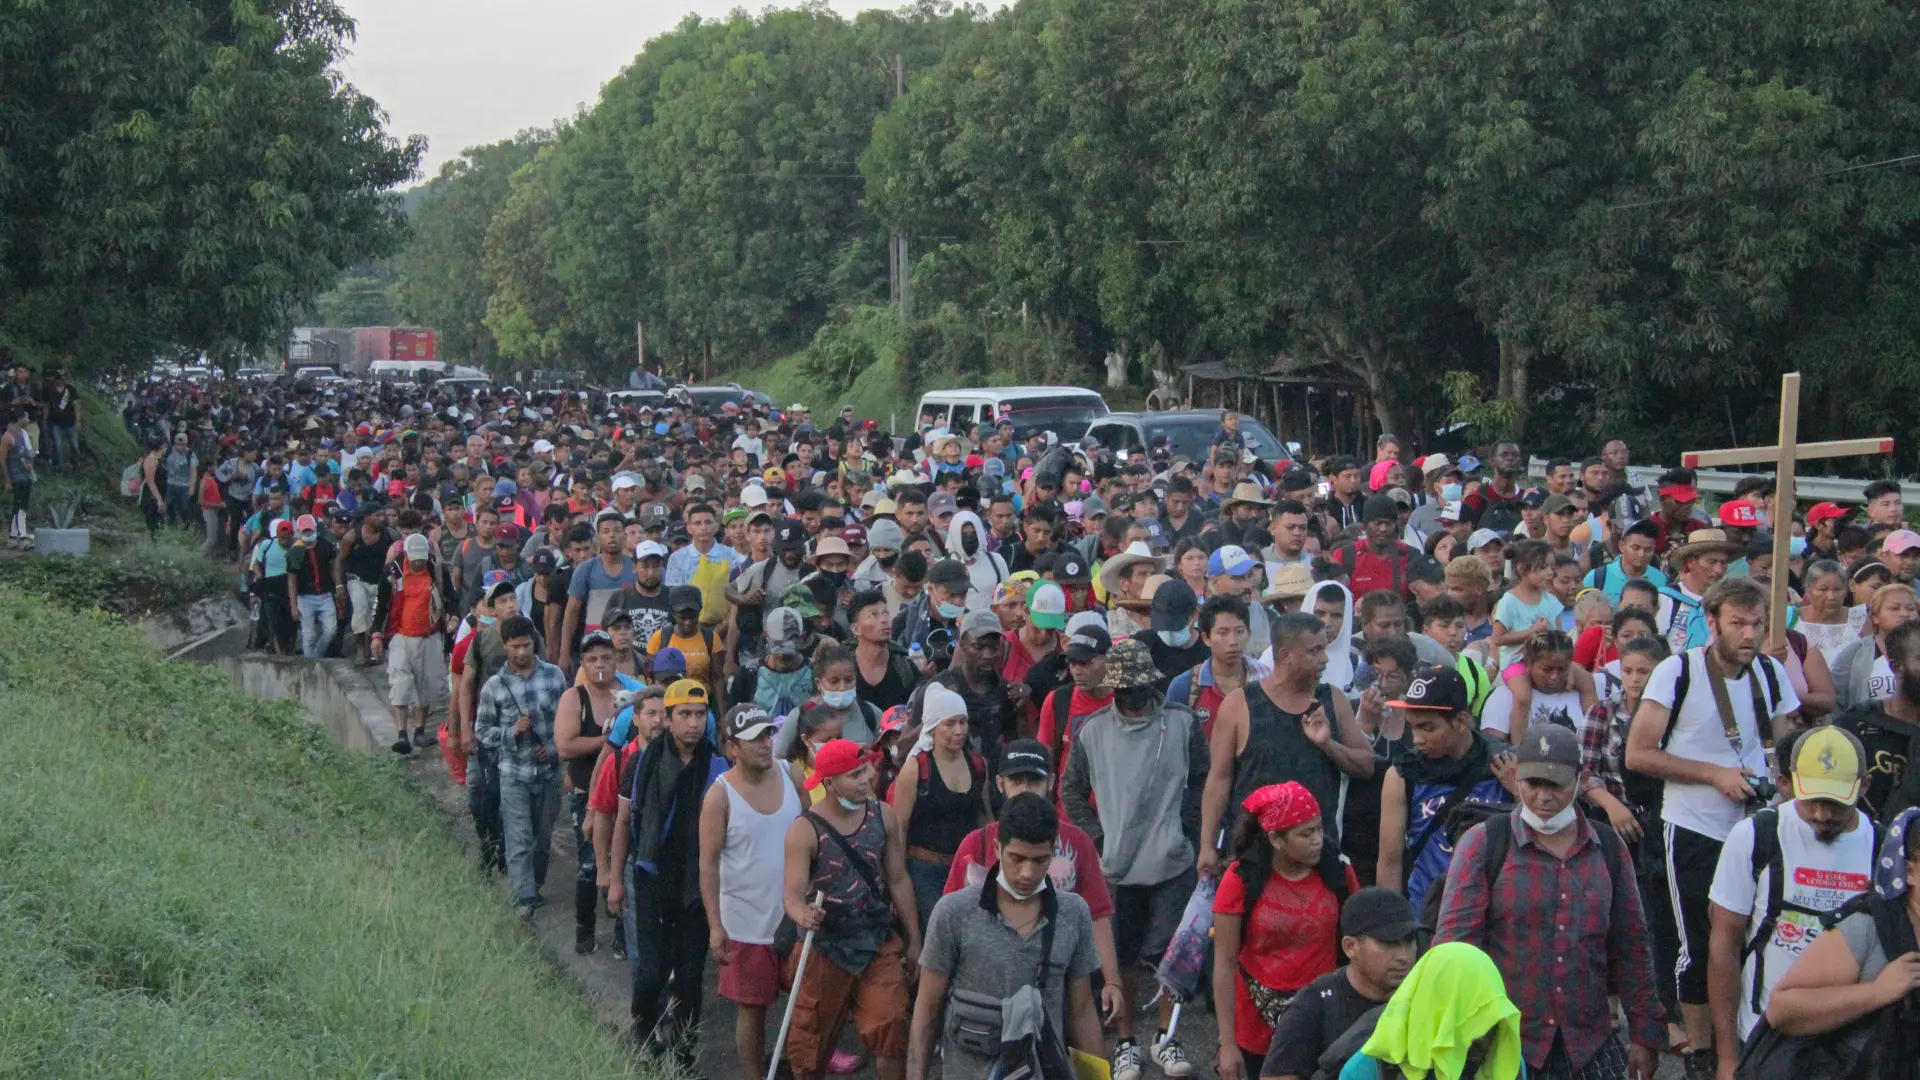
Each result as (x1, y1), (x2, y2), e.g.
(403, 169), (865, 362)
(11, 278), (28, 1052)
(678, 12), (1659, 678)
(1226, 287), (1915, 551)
(909, 642), (924, 664)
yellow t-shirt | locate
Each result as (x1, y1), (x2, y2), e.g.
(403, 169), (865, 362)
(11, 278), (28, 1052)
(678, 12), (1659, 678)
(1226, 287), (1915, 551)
(648, 627), (714, 686)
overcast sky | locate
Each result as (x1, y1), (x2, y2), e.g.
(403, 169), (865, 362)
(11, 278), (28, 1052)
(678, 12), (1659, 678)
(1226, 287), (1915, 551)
(336, 1), (1003, 179)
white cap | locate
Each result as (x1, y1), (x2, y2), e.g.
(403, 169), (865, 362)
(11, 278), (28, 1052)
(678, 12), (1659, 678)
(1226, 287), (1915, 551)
(634, 540), (668, 560)
(611, 474), (639, 491)
(1439, 501), (1464, 522)
(531, 439), (554, 453)
(740, 485), (769, 509)
(1420, 453), (1453, 475)
(1467, 528), (1505, 552)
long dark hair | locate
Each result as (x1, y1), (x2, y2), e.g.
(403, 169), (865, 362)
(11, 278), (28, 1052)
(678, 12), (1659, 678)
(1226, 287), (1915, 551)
(1227, 809), (1348, 915)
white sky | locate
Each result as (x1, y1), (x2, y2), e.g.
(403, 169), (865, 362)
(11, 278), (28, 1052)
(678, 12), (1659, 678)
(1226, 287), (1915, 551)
(336, 1), (1004, 179)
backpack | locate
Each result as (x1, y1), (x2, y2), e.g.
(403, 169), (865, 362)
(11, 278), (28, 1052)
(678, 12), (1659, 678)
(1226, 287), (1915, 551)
(1737, 808), (1883, 1016)
(1622, 649), (1784, 824)
(1420, 804), (1629, 934)
(1312, 1004), (1388, 1080)
(1735, 895), (1888, 1080)
(1333, 538), (1411, 597)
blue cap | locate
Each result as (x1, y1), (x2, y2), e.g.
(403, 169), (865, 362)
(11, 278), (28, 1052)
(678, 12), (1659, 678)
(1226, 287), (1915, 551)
(981, 457), (1006, 478)
(492, 478), (517, 497)
(1208, 544), (1258, 577)
(652, 646), (687, 675)
(1457, 454), (1482, 474)
(482, 568), (512, 588)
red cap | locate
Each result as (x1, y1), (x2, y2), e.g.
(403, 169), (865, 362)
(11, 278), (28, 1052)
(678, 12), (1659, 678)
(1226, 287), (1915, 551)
(294, 513), (319, 535)
(804, 739), (876, 789)
(1718, 500), (1760, 528)
(1807, 502), (1850, 525)
(965, 454), (985, 468)
(387, 480), (405, 496)
(840, 524), (867, 546)
(272, 519), (294, 537)
(355, 424), (372, 436)
(1659, 484), (1699, 503)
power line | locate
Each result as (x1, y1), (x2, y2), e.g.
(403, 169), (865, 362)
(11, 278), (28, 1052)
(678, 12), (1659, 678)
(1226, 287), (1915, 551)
(1607, 150), (1920, 211)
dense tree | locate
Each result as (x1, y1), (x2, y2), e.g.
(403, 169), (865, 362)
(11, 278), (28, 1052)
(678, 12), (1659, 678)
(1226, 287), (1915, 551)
(0, 0), (421, 368)
(392, 134), (545, 367)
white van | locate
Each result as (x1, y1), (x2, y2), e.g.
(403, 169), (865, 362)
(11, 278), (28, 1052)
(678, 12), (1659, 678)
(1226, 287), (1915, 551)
(915, 387), (1109, 442)
(368, 359), (448, 381)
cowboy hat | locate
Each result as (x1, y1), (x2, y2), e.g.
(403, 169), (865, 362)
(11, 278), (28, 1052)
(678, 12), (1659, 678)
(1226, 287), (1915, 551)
(1097, 541), (1166, 595)
(1669, 528), (1741, 568)
(1225, 481), (1272, 508)
(1262, 562), (1314, 602)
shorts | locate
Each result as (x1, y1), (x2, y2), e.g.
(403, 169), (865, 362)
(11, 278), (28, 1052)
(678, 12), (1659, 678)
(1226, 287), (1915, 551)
(719, 940), (781, 1007)
(1663, 822), (1723, 1005)
(347, 578), (379, 634)
(386, 633), (446, 710)
(1113, 867), (1196, 967)
(782, 935), (909, 1076)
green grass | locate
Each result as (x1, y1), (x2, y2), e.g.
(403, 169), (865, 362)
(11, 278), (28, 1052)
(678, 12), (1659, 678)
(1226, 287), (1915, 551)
(0, 589), (649, 1078)
(0, 531), (232, 616)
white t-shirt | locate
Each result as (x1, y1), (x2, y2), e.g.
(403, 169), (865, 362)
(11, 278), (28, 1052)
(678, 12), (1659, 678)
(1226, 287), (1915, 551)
(1478, 683), (1586, 738)
(1644, 649), (1801, 840)
(1708, 808), (1874, 1037)
(1868, 655), (1898, 703)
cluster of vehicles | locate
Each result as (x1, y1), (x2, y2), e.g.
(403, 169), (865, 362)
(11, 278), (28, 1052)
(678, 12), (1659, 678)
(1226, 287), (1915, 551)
(143, 359), (1293, 459)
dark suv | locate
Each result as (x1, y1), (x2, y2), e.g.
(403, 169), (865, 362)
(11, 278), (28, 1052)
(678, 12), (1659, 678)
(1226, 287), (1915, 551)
(1085, 409), (1294, 464)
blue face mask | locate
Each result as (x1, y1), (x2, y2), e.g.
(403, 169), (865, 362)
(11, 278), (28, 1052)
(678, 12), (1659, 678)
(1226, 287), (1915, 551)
(1790, 535), (1808, 557)
(822, 688), (857, 709)
(936, 600), (965, 620)
(653, 422), (669, 435)
(1157, 628), (1194, 648)
(477, 615), (497, 626)
(1440, 482), (1464, 501)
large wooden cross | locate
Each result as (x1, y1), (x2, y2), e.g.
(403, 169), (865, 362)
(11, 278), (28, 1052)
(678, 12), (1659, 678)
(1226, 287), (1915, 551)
(1682, 372), (1894, 646)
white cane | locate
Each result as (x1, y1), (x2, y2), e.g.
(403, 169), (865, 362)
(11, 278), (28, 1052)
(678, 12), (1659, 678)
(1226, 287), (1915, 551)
(766, 890), (824, 1080)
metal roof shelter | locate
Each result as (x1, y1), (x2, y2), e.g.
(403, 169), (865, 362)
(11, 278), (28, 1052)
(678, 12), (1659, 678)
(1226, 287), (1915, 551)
(1179, 359), (1374, 460)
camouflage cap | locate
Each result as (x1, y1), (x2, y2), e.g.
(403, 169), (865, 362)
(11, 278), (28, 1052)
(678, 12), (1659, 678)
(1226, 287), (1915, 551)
(1103, 638), (1157, 690)
(780, 582), (823, 620)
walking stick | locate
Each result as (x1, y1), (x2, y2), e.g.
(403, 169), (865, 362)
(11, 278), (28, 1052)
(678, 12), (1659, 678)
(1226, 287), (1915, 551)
(766, 891), (824, 1080)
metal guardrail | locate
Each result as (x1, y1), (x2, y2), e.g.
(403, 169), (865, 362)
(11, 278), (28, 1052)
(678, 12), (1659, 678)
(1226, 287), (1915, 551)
(1528, 457), (1917, 505)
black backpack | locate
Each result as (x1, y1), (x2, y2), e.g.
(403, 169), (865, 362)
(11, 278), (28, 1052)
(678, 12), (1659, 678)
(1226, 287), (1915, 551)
(1736, 894), (1887, 1080)
(1736, 808), (1882, 1017)
(1621, 651), (1785, 830)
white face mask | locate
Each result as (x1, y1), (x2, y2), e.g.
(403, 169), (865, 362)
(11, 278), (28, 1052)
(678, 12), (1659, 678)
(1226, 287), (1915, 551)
(1520, 803), (1578, 834)
(997, 866), (1047, 902)
(1158, 628), (1194, 648)
(835, 795), (864, 812)
(822, 688), (857, 710)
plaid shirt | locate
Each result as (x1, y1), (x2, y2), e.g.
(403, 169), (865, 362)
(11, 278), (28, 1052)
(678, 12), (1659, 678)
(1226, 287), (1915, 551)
(474, 659), (567, 784)
(1434, 811), (1664, 1068)
(1579, 695), (1632, 804)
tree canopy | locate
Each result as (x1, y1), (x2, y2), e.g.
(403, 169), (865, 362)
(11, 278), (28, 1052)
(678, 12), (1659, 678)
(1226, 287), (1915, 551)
(0, 0), (422, 368)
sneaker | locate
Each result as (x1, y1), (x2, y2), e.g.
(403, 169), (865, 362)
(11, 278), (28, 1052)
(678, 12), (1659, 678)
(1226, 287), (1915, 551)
(827, 1049), (864, 1074)
(516, 902), (536, 921)
(1111, 1040), (1144, 1080)
(1153, 1038), (1194, 1078)
(412, 726), (432, 749)
(611, 934), (627, 961)
(574, 937), (597, 956)
(1682, 1050), (1713, 1080)
(390, 735), (414, 755)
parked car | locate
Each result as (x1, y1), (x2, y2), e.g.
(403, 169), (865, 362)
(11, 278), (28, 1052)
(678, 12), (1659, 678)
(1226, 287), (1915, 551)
(434, 376), (493, 397)
(1085, 409), (1294, 465)
(607, 389), (668, 411)
(682, 384), (777, 417)
(916, 387), (1110, 442)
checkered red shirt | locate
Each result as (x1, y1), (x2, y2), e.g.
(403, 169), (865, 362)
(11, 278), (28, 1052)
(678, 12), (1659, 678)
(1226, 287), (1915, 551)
(1434, 811), (1665, 1068)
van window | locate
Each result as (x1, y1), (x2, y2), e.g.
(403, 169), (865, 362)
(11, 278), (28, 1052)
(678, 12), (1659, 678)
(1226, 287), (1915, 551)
(920, 402), (948, 429)
(947, 404), (975, 432)
(997, 394), (1108, 441)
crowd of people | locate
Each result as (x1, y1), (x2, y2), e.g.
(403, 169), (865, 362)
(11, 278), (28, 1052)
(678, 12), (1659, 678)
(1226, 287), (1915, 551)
(81, 366), (1920, 1080)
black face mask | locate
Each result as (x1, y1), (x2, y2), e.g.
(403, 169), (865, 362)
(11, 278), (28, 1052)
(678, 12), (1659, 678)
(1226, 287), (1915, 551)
(821, 570), (849, 591)
(1113, 686), (1158, 713)
(877, 552), (899, 570)
(961, 531), (980, 557)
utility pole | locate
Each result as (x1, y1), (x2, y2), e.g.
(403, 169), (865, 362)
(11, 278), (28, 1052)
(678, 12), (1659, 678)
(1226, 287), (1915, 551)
(635, 321), (645, 372)
(893, 54), (911, 325)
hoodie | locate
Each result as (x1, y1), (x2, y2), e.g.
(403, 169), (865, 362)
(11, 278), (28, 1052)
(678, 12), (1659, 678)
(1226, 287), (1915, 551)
(1262, 581), (1355, 695)
(945, 509), (1008, 609)
(1059, 697), (1207, 887)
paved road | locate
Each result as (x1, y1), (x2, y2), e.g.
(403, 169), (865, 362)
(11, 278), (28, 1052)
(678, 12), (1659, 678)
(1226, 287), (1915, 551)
(358, 661), (1680, 1080)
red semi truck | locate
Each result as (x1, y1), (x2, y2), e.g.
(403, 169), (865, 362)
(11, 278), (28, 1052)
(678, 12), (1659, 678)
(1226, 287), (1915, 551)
(348, 327), (436, 373)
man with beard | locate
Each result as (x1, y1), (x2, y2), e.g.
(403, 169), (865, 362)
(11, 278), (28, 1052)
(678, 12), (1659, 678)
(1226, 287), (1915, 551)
(1328, 496), (1417, 601)
(1707, 726), (1877, 1080)
(729, 518), (809, 650)
(1626, 577), (1801, 1080)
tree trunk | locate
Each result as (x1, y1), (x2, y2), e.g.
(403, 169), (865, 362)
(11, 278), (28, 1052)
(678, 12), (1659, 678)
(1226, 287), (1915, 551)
(1355, 338), (1402, 446)
(1497, 334), (1533, 439)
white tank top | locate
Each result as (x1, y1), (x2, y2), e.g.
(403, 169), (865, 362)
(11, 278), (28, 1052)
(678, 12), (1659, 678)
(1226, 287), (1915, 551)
(720, 770), (802, 942)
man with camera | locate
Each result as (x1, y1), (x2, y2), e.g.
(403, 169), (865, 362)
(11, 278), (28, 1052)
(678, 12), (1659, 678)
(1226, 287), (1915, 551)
(1625, 577), (1802, 1080)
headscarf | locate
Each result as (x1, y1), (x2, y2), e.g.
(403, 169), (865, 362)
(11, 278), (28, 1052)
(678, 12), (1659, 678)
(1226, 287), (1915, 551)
(1360, 942), (1523, 1080)
(1302, 579), (1355, 692)
(911, 683), (969, 758)
(1242, 781), (1320, 834)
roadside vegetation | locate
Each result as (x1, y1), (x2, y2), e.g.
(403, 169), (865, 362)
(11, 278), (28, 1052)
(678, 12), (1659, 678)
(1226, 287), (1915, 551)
(0, 589), (646, 1078)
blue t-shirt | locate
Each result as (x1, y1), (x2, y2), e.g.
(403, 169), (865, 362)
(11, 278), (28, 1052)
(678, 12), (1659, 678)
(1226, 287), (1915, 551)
(1583, 561), (1669, 604)
(1492, 590), (1565, 667)
(568, 556), (636, 632)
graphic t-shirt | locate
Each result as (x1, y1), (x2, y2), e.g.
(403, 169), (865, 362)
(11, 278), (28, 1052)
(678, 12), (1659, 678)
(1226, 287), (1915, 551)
(568, 556), (636, 633)
(1478, 683), (1585, 738)
(607, 584), (674, 647)
(1707, 809), (1875, 1037)
(1404, 769), (1510, 914)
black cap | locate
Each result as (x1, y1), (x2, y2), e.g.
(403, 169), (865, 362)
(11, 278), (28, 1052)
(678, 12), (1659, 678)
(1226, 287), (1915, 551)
(1363, 494), (1399, 523)
(1341, 887), (1420, 942)
(1281, 466), (1316, 493)
(1388, 665), (1471, 714)
(1055, 553), (1090, 584)
(999, 738), (1051, 779)
(1064, 624), (1112, 661)
(668, 585), (704, 613)
(775, 518), (808, 552)
(1520, 488), (1548, 510)
(1149, 580), (1199, 632)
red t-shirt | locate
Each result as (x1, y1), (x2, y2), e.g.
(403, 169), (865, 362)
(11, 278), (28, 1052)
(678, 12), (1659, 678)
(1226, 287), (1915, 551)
(1330, 539), (1414, 600)
(589, 742), (636, 815)
(941, 821), (1115, 920)
(1213, 861), (1357, 1054)
(449, 632), (474, 675)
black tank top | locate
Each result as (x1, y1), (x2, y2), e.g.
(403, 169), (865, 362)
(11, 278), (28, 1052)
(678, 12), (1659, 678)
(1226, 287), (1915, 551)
(344, 530), (392, 583)
(565, 686), (606, 791)
(1231, 680), (1344, 843)
(904, 752), (980, 857)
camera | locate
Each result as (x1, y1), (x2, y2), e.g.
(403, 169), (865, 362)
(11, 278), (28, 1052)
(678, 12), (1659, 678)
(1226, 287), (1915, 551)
(1747, 776), (1779, 807)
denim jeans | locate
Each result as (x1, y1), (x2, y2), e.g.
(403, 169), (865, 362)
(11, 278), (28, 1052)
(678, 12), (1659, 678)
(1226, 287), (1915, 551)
(296, 593), (337, 658)
(498, 769), (561, 905)
(469, 748), (504, 872)
(569, 789), (598, 943)
(49, 425), (78, 469)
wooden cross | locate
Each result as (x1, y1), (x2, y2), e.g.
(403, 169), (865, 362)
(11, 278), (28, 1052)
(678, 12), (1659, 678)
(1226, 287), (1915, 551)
(1682, 372), (1894, 646)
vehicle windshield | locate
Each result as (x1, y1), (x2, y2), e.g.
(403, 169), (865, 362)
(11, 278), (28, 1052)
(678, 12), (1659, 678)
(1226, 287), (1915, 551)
(1141, 414), (1290, 463)
(1002, 396), (1107, 441)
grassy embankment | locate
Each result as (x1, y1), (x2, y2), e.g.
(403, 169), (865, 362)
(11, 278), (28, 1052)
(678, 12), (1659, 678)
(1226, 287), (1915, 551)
(0, 589), (647, 1077)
